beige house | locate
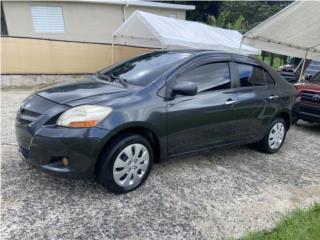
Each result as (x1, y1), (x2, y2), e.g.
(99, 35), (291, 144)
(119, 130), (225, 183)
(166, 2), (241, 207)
(1, 0), (194, 74)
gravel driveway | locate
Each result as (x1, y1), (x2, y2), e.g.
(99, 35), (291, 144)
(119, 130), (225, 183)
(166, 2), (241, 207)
(1, 89), (320, 240)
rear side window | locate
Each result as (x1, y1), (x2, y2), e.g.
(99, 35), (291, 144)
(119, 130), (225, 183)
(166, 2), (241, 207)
(176, 62), (231, 93)
(237, 64), (266, 87)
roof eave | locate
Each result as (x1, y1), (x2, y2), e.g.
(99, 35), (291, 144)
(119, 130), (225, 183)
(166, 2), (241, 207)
(2, 0), (196, 10)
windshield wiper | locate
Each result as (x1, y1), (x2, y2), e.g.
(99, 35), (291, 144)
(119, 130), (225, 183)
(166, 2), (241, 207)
(97, 71), (112, 80)
(109, 73), (128, 88)
(96, 71), (128, 88)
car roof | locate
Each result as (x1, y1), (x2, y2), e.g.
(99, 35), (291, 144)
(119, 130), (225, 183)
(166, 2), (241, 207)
(159, 49), (255, 59)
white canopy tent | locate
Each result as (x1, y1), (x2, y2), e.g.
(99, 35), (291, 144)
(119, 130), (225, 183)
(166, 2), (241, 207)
(243, 1), (320, 61)
(112, 10), (260, 62)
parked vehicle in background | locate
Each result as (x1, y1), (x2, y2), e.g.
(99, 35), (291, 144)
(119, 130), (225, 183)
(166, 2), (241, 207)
(278, 59), (320, 83)
(279, 57), (304, 83)
(304, 60), (320, 80)
(15, 50), (297, 193)
(294, 72), (320, 123)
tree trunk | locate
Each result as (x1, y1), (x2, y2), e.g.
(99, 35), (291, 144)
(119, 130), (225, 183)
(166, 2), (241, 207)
(270, 54), (274, 67)
(262, 51), (266, 61)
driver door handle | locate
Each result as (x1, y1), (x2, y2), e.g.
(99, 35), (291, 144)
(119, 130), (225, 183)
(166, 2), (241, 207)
(268, 95), (279, 100)
(225, 99), (237, 105)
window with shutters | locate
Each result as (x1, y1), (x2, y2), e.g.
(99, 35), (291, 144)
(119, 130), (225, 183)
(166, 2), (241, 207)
(31, 6), (65, 33)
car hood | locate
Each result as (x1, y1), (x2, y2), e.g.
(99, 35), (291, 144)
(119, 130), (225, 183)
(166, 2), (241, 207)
(295, 83), (320, 93)
(36, 78), (135, 106)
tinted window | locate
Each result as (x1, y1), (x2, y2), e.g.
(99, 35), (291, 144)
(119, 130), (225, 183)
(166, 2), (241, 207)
(265, 71), (275, 86)
(176, 62), (231, 92)
(101, 52), (192, 86)
(238, 64), (266, 87)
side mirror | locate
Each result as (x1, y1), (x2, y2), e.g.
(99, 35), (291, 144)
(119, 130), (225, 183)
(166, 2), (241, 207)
(172, 81), (198, 97)
(305, 74), (313, 81)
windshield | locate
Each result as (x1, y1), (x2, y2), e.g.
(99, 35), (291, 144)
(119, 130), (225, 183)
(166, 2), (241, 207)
(99, 51), (192, 87)
(288, 57), (301, 65)
(310, 72), (320, 84)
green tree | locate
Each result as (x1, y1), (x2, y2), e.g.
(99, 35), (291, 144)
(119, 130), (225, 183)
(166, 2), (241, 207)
(233, 15), (246, 33)
(166, 1), (292, 33)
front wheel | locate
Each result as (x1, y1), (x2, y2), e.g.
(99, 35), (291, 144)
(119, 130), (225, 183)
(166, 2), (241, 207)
(97, 134), (154, 193)
(257, 118), (287, 153)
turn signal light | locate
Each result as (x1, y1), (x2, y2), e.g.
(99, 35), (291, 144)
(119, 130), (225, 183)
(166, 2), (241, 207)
(68, 120), (98, 128)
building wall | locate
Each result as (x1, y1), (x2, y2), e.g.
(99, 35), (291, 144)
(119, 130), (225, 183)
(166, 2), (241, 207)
(2, 1), (186, 43)
(1, 1), (186, 74)
(1, 37), (153, 74)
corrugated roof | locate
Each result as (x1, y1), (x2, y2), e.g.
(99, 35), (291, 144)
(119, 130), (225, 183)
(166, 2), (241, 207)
(3, 0), (195, 10)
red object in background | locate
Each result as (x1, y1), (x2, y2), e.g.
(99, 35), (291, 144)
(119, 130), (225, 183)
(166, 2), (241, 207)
(294, 74), (320, 123)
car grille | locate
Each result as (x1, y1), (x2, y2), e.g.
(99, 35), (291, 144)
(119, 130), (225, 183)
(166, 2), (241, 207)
(16, 108), (42, 126)
(300, 106), (320, 116)
(300, 91), (320, 104)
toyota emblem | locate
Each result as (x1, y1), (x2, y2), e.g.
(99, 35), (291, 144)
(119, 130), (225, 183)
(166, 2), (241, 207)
(312, 94), (320, 101)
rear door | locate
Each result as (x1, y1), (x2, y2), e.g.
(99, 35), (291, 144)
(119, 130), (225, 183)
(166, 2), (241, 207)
(234, 61), (276, 141)
(166, 57), (240, 155)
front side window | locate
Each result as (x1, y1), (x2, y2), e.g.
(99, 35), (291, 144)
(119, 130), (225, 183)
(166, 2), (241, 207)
(175, 62), (231, 93)
(238, 64), (266, 87)
(31, 6), (65, 33)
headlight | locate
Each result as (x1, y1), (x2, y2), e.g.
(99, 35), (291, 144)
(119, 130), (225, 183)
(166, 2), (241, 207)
(57, 105), (113, 128)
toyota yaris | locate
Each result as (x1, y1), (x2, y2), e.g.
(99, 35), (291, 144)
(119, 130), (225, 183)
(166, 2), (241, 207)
(16, 50), (296, 193)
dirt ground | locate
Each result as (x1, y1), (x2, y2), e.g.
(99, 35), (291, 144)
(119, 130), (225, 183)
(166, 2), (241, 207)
(1, 89), (320, 240)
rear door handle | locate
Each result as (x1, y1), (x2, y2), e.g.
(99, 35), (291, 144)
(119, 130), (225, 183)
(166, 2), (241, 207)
(225, 99), (237, 105)
(268, 95), (279, 100)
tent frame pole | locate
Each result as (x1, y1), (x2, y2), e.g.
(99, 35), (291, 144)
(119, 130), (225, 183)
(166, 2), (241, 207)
(111, 35), (115, 64)
(298, 50), (308, 82)
(239, 37), (244, 53)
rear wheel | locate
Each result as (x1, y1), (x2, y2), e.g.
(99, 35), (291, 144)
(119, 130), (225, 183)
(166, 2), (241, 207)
(258, 118), (287, 153)
(97, 134), (154, 193)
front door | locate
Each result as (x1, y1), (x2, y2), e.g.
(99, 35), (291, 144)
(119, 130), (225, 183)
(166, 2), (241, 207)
(166, 61), (239, 155)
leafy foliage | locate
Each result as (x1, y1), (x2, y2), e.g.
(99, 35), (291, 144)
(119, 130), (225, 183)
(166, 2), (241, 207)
(165, 1), (292, 33)
(211, 1), (292, 33)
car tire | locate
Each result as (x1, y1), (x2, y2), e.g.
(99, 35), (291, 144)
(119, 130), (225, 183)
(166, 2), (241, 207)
(257, 117), (287, 154)
(97, 133), (154, 194)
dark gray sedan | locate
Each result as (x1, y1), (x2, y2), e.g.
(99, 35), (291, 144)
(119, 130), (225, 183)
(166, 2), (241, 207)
(16, 50), (297, 193)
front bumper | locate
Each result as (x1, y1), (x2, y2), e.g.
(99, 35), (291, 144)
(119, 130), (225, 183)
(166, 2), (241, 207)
(16, 125), (110, 179)
(294, 102), (320, 123)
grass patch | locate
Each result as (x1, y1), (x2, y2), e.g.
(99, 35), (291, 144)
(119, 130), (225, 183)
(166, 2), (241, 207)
(239, 203), (320, 240)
